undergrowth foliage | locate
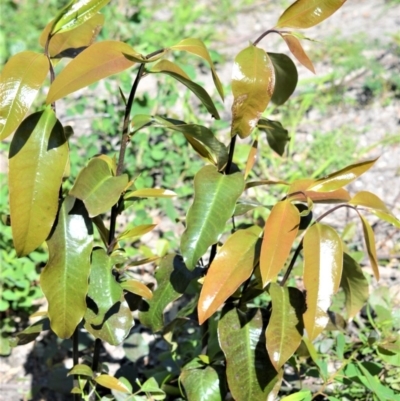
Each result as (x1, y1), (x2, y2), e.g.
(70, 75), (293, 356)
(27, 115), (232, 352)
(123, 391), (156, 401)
(1, 0), (400, 400)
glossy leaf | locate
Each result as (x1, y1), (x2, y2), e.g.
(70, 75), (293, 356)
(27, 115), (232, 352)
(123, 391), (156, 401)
(9, 109), (68, 256)
(41, 196), (93, 338)
(198, 226), (262, 324)
(9, 318), (50, 347)
(170, 37), (224, 100)
(308, 158), (377, 192)
(120, 280), (153, 300)
(40, 13), (104, 58)
(266, 284), (305, 370)
(276, 0), (347, 29)
(359, 214), (379, 280)
(260, 200), (300, 287)
(95, 374), (130, 393)
(68, 364), (94, 377)
(51, 0), (110, 34)
(0, 51), (49, 140)
(268, 53), (298, 106)
(139, 254), (199, 331)
(70, 157), (128, 217)
(244, 137), (258, 179)
(218, 308), (279, 400)
(118, 224), (156, 241)
(349, 191), (400, 228)
(46, 41), (137, 103)
(149, 60), (220, 119)
(234, 199), (263, 216)
(257, 118), (290, 156)
(124, 188), (176, 199)
(231, 45), (274, 139)
(152, 116), (228, 170)
(303, 223), (343, 340)
(181, 165), (245, 270)
(287, 178), (350, 203)
(84, 296), (133, 345)
(85, 248), (122, 325)
(281, 34), (315, 73)
(340, 253), (369, 319)
(180, 366), (223, 401)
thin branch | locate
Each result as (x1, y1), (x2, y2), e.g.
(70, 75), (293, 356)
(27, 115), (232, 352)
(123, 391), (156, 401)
(72, 327), (80, 401)
(280, 240), (303, 287)
(253, 29), (284, 46)
(116, 63), (146, 177)
(225, 134), (237, 175)
(279, 204), (358, 286)
(45, 34), (56, 112)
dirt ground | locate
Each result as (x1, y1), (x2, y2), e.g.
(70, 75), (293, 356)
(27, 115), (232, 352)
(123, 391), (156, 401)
(1, 1), (399, 400)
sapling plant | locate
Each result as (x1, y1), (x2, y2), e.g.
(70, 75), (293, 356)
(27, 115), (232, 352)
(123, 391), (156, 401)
(1, 0), (400, 400)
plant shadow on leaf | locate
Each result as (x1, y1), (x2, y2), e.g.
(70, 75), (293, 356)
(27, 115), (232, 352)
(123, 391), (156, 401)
(8, 113), (41, 158)
(88, 301), (122, 330)
(68, 198), (94, 235)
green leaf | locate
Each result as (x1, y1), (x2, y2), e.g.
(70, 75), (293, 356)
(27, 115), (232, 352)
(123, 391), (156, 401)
(149, 60), (220, 119)
(281, 34), (315, 73)
(340, 253), (369, 319)
(40, 13), (104, 58)
(260, 200), (300, 287)
(180, 366), (223, 401)
(85, 248), (122, 325)
(9, 109), (68, 256)
(303, 223), (343, 340)
(67, 364), (94, 377)
(9, 318), (50, 347)
(118, 224), (156, 241)
(120, 280), (153, 300)
(170, 37), (224, 100)
(0, 51), (49, 140)
(308, 158), (378, 192)
(51, 0), (110, 34)
(124, 189), (176, 199)
(198, 226), (262, 324)
(140, 377), (166, 399)
(95, 374), (130, 393)
(218, 308), (279, 400)
(281, 391), (312, 401)
(151, 116), (228, 170)
(231, 45), (274, 139)
(266, 284), (305, 370)
(41, 196), (93, 338)
(349, 191), (400, 228)
(70, 157), (128, 217)
(276, 0), (347, 29)
(84, 296), (133, 345)
(268, 53), (298, 106)
(181, 165), (244, 270)
(46, 41), (137, 103)
(257, 118), (290, 156)
(139, 254), (199, 332)
(356, 362), (397, 401)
